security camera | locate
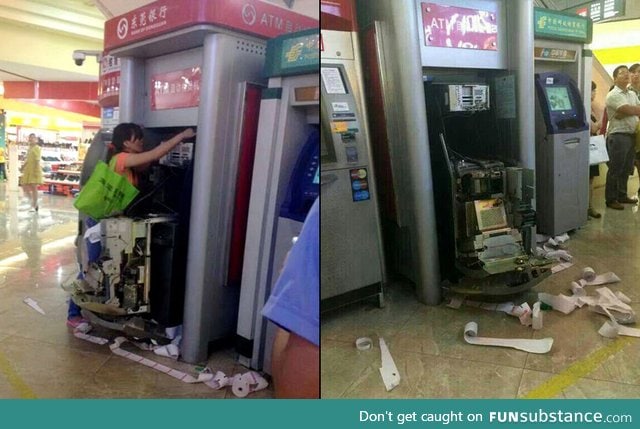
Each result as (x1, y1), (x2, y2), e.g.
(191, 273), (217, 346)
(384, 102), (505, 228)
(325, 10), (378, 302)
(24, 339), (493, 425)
(73, 51), (86, 66)
(72, 50), (102, 66)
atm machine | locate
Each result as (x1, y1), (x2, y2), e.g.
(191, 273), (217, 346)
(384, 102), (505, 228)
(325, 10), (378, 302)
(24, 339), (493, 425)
(85, 0), (317, 364)
(354, 0), (552, 300)
(235, 29), (319, 373)
(534, 72), (589, 236)
(533, 8), (593, 236)
(321, 7), (386, 310)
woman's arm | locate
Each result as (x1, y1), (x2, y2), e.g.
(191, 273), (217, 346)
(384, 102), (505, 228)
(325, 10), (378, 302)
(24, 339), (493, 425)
(123, 128), (196, 168)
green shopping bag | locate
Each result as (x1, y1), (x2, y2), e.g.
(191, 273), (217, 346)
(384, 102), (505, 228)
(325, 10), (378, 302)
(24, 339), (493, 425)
(73, 158), (139, 219)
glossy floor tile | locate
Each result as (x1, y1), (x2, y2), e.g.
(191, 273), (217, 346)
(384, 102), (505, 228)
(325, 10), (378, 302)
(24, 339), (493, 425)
(0, 184), (271, 398)
(321, 184), (640, 398)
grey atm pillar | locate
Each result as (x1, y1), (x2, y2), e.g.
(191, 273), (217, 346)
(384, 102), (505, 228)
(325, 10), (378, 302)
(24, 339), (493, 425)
(534, 72), (589, 236)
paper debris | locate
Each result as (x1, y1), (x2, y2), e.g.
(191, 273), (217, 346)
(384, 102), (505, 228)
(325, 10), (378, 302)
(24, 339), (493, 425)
(231, 371), (270, 398)
(544, 249), (573, 262)
(73, 331), (109, 345)
(379, 338), (400, 391)
(581, 267), (596, 282)
(536, 234), (550, 243)
(578, 272), (621, 287)
(73, 333), (268, 397)
(570, 281), (586, 297)
(153, 343), (180, 360)
(532, 302), (543, 330)
(447, 298), (534, 326)
(538, 292), (578, 314)
(598, 313), (640, 339)
(446, 297), (463, 309)
(514, 302), (532, 326)
(463, 322), (553, 353)
(551, 262), (574, 273)
(23, 297), (45, 315)
(616, 291), (632, 304)
(355, 337), (373, 351)
(587, 287), (636, 324)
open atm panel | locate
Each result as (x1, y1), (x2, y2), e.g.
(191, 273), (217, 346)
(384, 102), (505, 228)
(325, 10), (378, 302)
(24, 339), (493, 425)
(424, 80), (551, 295)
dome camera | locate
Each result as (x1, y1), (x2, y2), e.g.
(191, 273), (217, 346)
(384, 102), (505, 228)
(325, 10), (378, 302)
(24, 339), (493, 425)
(72, 49), (102, 66)
(73, 51), (86, 66)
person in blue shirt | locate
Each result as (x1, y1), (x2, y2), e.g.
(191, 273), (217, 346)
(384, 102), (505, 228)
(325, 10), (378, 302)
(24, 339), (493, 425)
(262, 198), (319, 398)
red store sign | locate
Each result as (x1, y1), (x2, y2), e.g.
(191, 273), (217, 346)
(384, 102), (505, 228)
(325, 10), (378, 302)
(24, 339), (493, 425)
(421, 2), (498, 51)
(151, 67), (202, 110)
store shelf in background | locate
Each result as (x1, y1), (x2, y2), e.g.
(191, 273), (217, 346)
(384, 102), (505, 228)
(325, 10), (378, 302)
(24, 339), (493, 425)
(42, 162), (81, 197)
(40, 181), (79, 197)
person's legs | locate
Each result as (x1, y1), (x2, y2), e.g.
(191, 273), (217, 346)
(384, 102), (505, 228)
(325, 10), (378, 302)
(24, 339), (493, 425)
(588, 175), (601, 218)
(605, 156), (621, 205)
(67, 218), (101, 332)
(29, 184), (38, 209)
(605, 135), (635, 207)
(621, 136), (637, 201)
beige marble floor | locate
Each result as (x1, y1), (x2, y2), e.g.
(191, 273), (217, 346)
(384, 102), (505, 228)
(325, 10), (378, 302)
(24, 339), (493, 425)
(0, 184), (271, 398)
(321, 184), (640, 398)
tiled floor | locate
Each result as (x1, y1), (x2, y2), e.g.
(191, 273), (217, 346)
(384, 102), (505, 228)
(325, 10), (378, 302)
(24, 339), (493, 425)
(321, 182), (640, 398)
(0, 183), (272, 398)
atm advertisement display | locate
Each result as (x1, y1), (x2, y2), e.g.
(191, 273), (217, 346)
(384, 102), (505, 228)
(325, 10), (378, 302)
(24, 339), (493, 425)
(545, 86), (573, 111)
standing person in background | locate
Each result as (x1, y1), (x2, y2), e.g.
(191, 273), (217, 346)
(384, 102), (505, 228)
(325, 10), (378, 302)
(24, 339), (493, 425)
(20, 133), (43, 212)
(627, 63), (640, 194)
(589, 81), (602, 219)
(628, 62), (640, 95)
(262, 198), (319, 398)
(0, 145), (6, 181)
(604, 65), (640, 210)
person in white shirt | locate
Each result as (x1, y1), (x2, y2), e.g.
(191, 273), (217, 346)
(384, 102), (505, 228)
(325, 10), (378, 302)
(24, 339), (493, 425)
(604, 65), (640, 210)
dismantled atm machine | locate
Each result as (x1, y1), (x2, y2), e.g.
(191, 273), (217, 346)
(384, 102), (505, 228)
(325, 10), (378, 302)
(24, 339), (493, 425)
(67, 216), (185, 342)
(65, 128), (195, 342)
(427, 83), (553, 296)
(66, 0), (317, 361)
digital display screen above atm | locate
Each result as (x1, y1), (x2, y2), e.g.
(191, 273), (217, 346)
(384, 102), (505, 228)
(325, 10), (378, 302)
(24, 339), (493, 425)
(545, 86), (573, 111)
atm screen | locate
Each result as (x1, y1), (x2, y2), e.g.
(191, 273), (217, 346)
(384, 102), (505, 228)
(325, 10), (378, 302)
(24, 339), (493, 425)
(545, 86), (573, 111)
(313, 167), (319, 184)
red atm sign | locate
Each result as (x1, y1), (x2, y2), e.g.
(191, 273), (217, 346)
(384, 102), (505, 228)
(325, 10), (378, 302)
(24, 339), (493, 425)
(104, 0), (318, 51)
(421, 2), (498, 51)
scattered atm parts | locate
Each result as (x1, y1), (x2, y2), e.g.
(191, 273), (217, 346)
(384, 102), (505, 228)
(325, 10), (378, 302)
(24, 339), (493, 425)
(67, 217), (181, 343)
(442, 143), (552, 295)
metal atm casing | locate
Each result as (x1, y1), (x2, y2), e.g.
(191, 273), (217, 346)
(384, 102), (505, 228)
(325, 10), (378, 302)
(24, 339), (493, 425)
(105, 0), (317, 363)
(534, 72), (589, 236)
(236, 29), (320, 373)
(321, 28), (385, 308)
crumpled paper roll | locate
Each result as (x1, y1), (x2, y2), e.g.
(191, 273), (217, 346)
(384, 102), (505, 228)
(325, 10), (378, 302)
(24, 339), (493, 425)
(582, 267), (596, 282)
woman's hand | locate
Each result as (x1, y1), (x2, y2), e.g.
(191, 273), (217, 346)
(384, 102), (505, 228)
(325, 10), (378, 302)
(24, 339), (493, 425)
(181, 128), (196, 139)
